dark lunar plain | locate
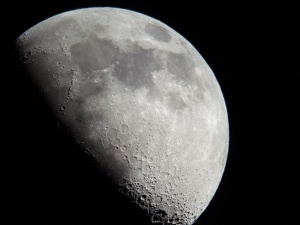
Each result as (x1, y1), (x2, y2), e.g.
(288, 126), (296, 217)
(1, 1), (298, 225)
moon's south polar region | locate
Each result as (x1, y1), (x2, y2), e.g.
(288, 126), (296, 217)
(16, 8), (229, 225)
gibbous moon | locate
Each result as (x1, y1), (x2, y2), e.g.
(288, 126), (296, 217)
(16, 7), (229, 225)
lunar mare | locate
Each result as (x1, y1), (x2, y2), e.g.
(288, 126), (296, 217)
(16, 7), (229, 225)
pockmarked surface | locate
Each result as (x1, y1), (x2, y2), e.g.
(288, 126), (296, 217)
(16, 8), (229, 225)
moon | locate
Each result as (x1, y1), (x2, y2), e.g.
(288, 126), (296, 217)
(16, 7), (229, 225)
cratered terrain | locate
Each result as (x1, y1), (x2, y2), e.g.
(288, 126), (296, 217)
(16, 7), (229, 225)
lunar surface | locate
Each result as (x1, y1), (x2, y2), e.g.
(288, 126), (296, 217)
(16, 7), (229, 225)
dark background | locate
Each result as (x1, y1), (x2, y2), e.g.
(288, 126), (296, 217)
(2, 1), (298, 224)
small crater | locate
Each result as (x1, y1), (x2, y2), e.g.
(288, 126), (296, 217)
(154, 196), (162, 205)
(52, 72), (59, 79)
(120, 123), (129, 134)
(112, 137), (121, 146)
(24, 51), (32, 59)
(120, 145), (128, 152)
(140, 194), (147, 201)
(147, 157), (154, 163)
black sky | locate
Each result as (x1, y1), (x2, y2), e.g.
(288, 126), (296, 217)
(2, 1), (298, 224)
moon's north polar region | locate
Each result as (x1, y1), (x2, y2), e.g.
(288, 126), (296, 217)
(16, 8), (229, 225)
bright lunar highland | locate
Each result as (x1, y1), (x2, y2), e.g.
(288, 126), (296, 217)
(16, 7), (229, 225)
